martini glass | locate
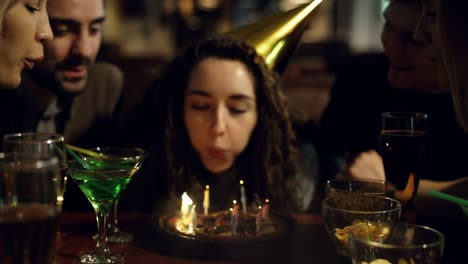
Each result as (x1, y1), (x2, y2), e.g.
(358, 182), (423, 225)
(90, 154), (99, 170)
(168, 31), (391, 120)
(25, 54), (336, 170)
(67, 147), (146, 264)
(88, 147), (147, 243)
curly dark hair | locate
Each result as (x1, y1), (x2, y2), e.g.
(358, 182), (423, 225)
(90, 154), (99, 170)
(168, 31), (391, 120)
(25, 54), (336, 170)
(149, 35), (298, 211)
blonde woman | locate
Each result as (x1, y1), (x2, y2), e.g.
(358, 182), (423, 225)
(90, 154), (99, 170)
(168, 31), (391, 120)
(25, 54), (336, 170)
(346, 0), (468, 218)
(0, 0), (52, 88)
(411, 0), (468, 204)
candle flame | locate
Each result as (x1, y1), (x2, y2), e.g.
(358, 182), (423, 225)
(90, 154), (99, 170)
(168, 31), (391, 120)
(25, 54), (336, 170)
(240, 180), (244, 185)
(182, 192), (193, 205)
(233, 200), (237, 204)
(265, 198), (270, 203)
(230, 208), (233, 212)
(205, 185), (209, 190)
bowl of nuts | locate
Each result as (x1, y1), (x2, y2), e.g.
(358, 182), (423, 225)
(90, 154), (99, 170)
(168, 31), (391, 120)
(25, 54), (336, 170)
(322, 194), (401, 255)
(348, 223), (445, 264)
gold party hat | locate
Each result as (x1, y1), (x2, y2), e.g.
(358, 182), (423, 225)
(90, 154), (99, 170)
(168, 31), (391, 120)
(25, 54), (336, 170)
(227, 0), (325, 74)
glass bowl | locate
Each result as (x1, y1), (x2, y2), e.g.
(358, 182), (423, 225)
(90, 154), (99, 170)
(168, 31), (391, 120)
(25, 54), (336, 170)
(325, 179), (396, 198)
(322, 194), (401, 255)
(349, 223), (445, 264)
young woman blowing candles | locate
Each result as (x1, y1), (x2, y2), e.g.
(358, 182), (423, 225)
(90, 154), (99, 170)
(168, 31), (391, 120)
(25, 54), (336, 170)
(125, 35), (314, 215)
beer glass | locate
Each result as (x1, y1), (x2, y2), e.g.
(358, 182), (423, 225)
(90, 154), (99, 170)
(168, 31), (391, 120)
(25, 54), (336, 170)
(0, 154), (62, 264)
(3, 133), (67, 209)
(379, 112), (428, 222)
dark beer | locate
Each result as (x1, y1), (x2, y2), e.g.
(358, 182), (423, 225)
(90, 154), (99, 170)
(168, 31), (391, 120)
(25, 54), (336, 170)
(379, 130), (426, 207)
(0, 203), (59, 264)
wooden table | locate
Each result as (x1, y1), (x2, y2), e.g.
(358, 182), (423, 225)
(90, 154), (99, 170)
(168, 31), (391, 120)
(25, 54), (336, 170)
(55, 211), (468, 264)
(55, 212), (351, 264)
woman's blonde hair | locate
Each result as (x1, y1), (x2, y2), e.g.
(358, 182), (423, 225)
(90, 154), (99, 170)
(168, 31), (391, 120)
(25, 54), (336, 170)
(437, 0), (468, 132)
(0, 1), (16, 26)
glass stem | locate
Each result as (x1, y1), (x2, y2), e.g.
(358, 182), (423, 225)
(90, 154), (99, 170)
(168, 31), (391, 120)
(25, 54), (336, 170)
(112, 201), (119, 232)
(95, 202), (114, 254)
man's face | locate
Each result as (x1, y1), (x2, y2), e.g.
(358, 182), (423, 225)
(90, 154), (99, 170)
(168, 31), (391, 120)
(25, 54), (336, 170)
(41, 0), (105, 93)
(381, 1), (439, 92)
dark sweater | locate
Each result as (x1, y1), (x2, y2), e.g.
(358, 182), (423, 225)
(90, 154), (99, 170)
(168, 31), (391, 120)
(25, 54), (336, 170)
(319, 53), (468, 182)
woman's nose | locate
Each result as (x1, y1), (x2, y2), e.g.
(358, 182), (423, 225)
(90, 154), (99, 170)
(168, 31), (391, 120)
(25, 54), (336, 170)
(212, 107), (227, 136)
(37, 11), (53, 43)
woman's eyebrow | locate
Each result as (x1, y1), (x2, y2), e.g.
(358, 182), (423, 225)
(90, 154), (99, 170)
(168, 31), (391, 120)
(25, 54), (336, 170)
(185, 90), (211, 97)
(185, 90), (255, 101)
(229, 94), (255, 101)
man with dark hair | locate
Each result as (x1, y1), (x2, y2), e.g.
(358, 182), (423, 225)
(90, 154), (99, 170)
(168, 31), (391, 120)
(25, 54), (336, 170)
(0, 0), (124, 211)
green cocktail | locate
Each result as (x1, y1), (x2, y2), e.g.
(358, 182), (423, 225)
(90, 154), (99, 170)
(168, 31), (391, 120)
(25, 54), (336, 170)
(87, 148), (147, 243)
(67, 147), (146, 264)
(72, 168), (133, 209)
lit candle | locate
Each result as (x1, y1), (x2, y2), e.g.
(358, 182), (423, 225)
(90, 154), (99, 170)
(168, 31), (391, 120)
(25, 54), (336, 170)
(256, 206), (263, 232)
(232, 200), (239, 216)
(180, 192), (193, 227)
(190, 204), (197, 231)
(262, 198), (270, 219)
(231, 200), (239, 235)
(203, 185), (210, 215)
(240, 180), (247, 214)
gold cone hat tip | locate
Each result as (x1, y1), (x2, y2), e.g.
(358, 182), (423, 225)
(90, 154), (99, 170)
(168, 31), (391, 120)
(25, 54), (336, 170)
(226, 0), (325, 74)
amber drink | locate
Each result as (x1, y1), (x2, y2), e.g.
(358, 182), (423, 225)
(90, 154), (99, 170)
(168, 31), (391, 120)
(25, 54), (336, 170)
(0, 204), (59, 264)
(0, 157), (62, 264)
(379, 112), (427, 222)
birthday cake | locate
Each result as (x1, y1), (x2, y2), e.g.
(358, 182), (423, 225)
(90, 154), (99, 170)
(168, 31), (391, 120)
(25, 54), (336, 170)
(149, 211), (293, 261)
(137, 187), (294, 261)
(137, 207), (294, 261)
(160, 209), (290, 241)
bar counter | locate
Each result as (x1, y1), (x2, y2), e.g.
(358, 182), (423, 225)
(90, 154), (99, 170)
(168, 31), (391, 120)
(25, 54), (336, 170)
(55, 212), (351, 264)
(55, 211), (466, 263)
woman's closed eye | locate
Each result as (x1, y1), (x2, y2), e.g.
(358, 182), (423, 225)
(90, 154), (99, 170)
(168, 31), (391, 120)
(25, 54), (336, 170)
(25, 4), (40, 13)
(24, 0), (40, 13)
(228, 106), (248, 114)
(190, 103), (211, 111)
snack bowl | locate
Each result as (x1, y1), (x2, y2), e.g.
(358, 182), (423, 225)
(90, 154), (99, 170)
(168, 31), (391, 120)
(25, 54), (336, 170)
(322, 194), (401, 255)
(348, 223), (445, 264)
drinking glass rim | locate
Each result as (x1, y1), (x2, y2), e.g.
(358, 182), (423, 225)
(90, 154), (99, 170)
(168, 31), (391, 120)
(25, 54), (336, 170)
(89, 147), (148, 159)
(66, 159), (139, 172)
(326, 179), (396, 189)
(3, 132), (64, 144)
(349, 222), (445, 250)
(322, 195), (402, 214)
(381, 112), (428, 119)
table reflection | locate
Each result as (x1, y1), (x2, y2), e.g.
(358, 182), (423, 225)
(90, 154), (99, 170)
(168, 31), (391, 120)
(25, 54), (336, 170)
(56, 212), (466, 264)
(55, 213), (349, 264)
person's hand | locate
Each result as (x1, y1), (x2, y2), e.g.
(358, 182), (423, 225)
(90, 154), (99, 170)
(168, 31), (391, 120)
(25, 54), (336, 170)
(347, 150), (385, 181)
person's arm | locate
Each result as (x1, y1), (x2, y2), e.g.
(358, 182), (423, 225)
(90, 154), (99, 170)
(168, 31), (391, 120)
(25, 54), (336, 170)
(348, 150), (468, 191)
(347, 150), (385, 180)
(418, 176), (468, 196)
(416, 177), (468, 219)
(348, 150), (468, 218)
